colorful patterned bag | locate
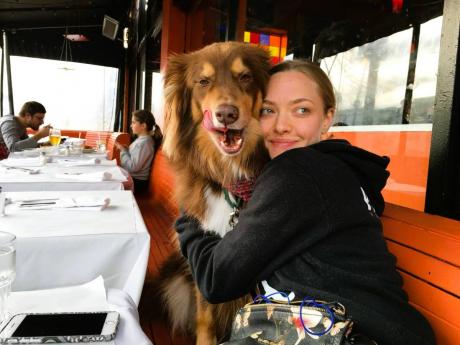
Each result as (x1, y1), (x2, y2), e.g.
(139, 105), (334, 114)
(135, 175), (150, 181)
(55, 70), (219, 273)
(222, 296), (354, 345)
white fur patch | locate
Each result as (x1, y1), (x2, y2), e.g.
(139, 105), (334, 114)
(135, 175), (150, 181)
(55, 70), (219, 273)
(202, 188), (234, 236)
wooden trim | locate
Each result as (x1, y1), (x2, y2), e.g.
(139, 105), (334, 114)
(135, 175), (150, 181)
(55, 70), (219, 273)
(235, 0), (247, 42)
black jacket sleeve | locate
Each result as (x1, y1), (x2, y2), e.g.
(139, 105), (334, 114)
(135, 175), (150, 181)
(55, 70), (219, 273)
(176, 150), (332, 303)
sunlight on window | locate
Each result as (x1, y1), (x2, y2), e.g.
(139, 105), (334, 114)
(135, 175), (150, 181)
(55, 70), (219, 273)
(411, 16), (442, 123)
(151, 72), (164, 130)
(8, 56), (118, 131)
(321, 29), (412, 126)
(322, 16), (442, 127)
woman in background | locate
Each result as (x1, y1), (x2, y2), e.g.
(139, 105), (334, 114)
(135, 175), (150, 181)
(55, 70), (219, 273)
(116, 109), (163, 193)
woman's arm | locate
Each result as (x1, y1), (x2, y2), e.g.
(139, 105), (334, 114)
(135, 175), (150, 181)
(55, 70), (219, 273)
(120, 139), (154, 173)
(176, 150), (331, 303)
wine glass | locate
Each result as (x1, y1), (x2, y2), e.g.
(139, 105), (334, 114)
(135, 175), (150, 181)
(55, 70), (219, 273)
(0, 231), (15, 324)
(49, 128), (62, 147)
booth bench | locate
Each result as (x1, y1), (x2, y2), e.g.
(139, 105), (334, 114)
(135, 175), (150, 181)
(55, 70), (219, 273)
(137, 148), (460, 345)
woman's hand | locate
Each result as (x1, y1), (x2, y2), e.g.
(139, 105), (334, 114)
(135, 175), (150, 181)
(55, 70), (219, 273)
(115, 142), (127, 151)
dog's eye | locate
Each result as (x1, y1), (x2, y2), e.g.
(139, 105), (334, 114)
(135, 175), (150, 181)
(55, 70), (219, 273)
(239, 73), (252, 83)
(199, 79), (210, 87)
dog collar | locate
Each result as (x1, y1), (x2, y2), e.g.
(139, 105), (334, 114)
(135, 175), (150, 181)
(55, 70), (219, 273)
(223, 188), (243, 229)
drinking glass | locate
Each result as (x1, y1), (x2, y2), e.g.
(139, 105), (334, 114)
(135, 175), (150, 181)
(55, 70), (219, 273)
(49, 128), (62, 146)
(71, 138), (85, 155)
(96, 140), (106, 153)
(0, 232), (15, 324)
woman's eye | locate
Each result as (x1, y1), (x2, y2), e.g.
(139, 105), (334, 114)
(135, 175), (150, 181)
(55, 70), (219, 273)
(260, 108), (273, 115)
(297, 107), (309, 114)
(239, 73), (252, 83)
(199, 79), (210, 87)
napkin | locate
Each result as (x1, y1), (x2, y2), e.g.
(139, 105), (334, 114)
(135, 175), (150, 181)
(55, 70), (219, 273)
(58, 197), (111, 210)
(58, 158), (102, 167)
(13, 197), (110, 211)
(1, 157), (42, 167)
(0, 165), (41, 174)
(8, 276), (109, 315)
(56, 170), (113, 181)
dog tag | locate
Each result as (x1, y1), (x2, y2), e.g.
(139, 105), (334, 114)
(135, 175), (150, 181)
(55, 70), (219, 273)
(229, 208), (240, 228)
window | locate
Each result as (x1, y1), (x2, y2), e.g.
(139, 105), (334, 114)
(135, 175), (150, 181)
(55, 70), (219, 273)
(9, 56), (118, 131)
(322, 29), (412, 126)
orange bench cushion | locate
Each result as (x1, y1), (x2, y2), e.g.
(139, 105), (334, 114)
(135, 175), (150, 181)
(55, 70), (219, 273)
(382, 204), (460, 345)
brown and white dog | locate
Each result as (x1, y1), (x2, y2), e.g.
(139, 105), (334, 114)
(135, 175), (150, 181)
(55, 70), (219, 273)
(143, 42), (271, 345)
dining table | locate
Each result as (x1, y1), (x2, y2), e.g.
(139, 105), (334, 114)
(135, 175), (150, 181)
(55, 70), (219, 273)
(1, 190), (149, 306)
(0, 153), (128, 192)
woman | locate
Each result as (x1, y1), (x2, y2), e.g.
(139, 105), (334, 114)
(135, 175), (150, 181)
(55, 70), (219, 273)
(175, 60), (434, 345)
(115, 109), (163, 193)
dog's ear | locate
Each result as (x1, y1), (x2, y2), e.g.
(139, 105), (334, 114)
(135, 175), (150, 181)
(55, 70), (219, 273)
(243, 45), (271, 95)
(162, 54), (192, 159)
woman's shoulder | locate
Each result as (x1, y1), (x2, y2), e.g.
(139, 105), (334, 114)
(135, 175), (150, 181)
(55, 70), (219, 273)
(268, 144), (344, 173)
(133, 135), (154, 145)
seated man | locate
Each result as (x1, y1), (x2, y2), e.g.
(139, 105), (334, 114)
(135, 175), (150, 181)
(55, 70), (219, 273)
(0, 101), (52, 160)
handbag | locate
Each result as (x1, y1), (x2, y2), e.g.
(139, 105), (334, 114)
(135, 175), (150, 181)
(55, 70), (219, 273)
(222, 294), (354, 345)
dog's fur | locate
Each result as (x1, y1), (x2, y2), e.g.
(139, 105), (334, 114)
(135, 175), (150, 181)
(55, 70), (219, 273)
(142, 42), (271, 345)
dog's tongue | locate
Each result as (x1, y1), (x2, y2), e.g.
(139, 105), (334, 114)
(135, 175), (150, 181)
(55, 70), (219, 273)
(203, 110), (220, 131)
(203, 109), (242, 153)
(203, 109), (228, 133)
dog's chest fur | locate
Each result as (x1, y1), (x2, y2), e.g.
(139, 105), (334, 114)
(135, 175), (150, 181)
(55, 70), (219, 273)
(202, 188), (235, 236)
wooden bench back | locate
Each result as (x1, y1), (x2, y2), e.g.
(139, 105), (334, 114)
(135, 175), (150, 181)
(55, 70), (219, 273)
(106, 132), (130, 164)
(382, 204), (460, 345)
(60, 130), (87, 138)
(136, 148), (179, 277)
(27, 129), (87, 138)
(84, 130), (111, 148)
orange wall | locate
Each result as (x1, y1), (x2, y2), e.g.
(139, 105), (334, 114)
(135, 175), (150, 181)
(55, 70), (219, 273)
(332, 131), (432, 211)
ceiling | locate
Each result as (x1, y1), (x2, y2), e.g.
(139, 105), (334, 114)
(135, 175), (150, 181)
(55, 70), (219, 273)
(247, 0), (444, 59)
(0, 0), (445, 67)
(0, 0), (133, 67)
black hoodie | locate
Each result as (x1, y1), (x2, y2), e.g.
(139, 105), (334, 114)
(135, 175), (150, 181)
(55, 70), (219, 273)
(176, 139), (435, 345)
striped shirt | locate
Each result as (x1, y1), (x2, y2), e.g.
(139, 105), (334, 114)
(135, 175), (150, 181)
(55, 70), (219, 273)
(0, 115), (38, 159)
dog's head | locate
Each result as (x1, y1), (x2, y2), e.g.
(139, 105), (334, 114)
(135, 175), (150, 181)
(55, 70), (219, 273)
(163, 42), (271, 183)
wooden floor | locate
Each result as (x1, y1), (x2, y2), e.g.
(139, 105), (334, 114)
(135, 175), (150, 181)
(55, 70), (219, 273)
(135, 150), (195, 345)
(137, 197), (194, 345)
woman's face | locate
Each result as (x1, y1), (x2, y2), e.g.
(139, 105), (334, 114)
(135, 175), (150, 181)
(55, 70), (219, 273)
(131, 116), (145, 135)
(260, 71), (334, 159)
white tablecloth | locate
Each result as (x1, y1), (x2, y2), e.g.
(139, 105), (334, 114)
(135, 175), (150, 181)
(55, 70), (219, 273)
(0, 157), (126, 191)
(7, 277), (152, 345)
(1, 190), (149, 305)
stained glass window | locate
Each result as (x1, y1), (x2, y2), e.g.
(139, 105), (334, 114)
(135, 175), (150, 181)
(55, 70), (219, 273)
(244, 31), (287, 64)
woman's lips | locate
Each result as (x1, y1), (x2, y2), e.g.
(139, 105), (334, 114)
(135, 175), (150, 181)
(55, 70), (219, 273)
(269, 139), (297, 148)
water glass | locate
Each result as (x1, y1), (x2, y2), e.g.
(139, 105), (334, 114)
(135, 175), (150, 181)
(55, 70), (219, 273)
(71, 139), (85, 155)
(0, 232), (15, 324)
(96, 140), (106, 153)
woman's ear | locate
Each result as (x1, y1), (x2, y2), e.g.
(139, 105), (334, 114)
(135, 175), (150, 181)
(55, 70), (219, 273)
(322, 108), (335, 134)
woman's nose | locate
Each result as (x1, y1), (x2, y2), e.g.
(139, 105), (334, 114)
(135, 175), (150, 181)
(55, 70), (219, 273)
(273, 113), (291, 134)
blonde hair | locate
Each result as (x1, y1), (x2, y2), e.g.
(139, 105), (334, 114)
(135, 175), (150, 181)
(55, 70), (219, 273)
(270, 60), (336, 113)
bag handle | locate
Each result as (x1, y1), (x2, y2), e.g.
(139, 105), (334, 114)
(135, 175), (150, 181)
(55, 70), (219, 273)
(250, 292), (336, 336)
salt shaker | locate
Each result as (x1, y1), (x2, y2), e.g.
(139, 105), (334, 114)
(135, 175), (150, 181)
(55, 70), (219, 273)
(40, 152), (47, 165)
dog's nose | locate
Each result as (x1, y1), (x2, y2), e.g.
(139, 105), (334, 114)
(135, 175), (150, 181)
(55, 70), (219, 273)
(215, 105), (239, 125)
